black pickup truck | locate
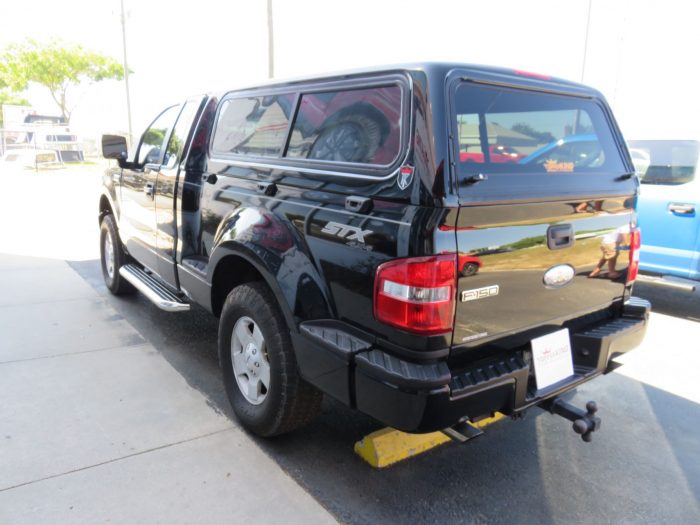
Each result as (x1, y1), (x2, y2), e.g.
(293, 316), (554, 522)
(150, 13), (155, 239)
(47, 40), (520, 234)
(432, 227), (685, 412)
(99, 63), (649, 441)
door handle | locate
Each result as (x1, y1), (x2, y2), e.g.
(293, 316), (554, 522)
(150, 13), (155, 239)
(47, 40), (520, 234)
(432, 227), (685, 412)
(144, 183), (154, 197)
(547, 224), (574, 250)
(668, 203), (695, 215)
(345, 195), (373, 213)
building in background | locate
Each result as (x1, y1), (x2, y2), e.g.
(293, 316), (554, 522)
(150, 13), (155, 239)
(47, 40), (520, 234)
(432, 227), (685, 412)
(1, 104), (84, 165)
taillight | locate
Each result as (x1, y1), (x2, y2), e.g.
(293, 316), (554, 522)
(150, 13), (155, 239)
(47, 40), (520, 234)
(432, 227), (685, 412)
(627, 227), (641, 284)
(374, 255), (457, 335)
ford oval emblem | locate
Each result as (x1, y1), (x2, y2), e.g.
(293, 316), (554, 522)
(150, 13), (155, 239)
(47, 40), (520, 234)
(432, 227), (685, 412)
(543, 264), (576, 288)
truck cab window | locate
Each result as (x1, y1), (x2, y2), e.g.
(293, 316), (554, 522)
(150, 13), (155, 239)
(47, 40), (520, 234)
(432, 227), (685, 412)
(137, 105), (180, 165)
(164, 100), (203, 169)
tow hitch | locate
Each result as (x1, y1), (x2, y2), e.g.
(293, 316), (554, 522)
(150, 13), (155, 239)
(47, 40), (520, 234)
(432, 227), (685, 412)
(441, 420), (484, 443)
(541, 398), (601, 442)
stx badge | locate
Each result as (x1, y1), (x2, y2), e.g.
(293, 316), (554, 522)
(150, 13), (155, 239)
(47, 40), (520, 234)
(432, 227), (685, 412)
(321, 221), (373, 243)
(461, 285), (499, 302)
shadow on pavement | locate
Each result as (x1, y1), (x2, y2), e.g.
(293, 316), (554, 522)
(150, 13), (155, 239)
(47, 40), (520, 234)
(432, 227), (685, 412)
(68, 259), (700, 525)
(634, 282), (700, 322)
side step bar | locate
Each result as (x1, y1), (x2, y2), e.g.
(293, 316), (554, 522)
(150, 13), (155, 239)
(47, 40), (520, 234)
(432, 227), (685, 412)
(119, 264), (190, 312)
(636, 274), (696, 292)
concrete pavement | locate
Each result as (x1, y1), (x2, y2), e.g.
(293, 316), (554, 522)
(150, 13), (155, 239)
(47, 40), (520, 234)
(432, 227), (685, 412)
(0, 253), (335, 525)
(2, 166), (699, 524)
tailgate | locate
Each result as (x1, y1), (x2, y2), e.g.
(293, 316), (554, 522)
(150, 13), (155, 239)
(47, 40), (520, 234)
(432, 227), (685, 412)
(453, 199), (634, 347)
(449, 76), (637, 348)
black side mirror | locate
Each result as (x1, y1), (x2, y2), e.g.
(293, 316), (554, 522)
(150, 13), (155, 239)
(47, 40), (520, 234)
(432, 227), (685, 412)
(102, 134), (128, 162)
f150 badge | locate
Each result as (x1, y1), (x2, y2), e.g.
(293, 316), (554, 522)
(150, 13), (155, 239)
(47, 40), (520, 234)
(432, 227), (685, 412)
(461, 285), (499, 302)
(321, 221), (373, 243)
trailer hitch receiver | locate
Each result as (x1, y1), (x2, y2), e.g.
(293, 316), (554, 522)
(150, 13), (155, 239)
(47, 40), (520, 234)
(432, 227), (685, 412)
(541, 398), (601, 442)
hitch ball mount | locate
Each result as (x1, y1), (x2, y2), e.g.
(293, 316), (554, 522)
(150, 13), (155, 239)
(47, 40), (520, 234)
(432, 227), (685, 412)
(541, 398), (601, 442)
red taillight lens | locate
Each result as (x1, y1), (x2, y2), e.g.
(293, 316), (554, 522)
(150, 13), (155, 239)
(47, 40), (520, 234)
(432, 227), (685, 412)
(627, 227), (641, 284)
(374, 255), (457, 335)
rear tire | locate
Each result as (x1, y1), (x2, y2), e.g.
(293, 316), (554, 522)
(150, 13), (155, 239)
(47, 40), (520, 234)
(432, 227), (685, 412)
(219, 282), (322, 436)
(100, 214), (135, 295)
(461, 262), (480, 277)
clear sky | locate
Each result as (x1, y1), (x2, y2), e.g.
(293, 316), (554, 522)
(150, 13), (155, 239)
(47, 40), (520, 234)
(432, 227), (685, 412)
(1, 0), (698, 141)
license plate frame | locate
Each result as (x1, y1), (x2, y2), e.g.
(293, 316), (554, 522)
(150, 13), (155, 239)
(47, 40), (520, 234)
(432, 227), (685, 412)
(531, 328), (574, 390)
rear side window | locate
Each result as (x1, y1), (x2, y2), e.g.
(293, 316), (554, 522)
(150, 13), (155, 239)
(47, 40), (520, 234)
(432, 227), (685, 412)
(212, 94), (295, 157)
(286, 86), (402, 165)
(627, 140), (699, 185)
(454, 83), (624, 175)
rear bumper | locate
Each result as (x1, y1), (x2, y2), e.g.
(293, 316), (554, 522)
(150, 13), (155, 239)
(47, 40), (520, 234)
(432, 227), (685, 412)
(293, 297), (650, 433)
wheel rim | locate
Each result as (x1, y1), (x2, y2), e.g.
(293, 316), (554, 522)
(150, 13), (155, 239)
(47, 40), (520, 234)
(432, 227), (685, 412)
(104, 231), (115, 279)
(231, 316), (270, 405)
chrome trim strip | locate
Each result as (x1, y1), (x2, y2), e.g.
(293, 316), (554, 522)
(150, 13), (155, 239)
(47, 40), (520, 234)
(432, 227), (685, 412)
(208, 73), (415, 183)
(209, 158), (405, 181)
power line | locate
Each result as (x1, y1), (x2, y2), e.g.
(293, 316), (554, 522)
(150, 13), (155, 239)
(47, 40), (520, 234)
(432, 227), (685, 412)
(581, 0), (593, 83)
(120, 0), (133, 146)
(267, 0), (274, 78)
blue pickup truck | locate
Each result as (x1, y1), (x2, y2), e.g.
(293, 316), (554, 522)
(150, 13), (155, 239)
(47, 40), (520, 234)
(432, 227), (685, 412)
(629, 139), (700, 282)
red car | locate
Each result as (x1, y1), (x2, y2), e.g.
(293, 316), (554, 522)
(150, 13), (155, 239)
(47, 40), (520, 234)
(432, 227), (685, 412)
(458, 255), (483, 276)
(460, 144), (522, 163)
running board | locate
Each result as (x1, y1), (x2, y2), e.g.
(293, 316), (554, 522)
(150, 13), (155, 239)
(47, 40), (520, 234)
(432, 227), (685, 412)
(119, 265), (190, 312)
(636, 274), (696, 292)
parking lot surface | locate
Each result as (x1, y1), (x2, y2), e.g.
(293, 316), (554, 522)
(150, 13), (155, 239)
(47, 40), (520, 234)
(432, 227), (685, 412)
(1, 167), (699, 524)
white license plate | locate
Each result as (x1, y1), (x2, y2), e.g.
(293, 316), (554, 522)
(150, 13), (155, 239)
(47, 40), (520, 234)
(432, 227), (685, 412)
(531, 328), (574, 390)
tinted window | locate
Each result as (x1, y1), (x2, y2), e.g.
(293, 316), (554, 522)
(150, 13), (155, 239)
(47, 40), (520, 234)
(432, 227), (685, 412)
(286, 86), (402, 165)
(164, 99), (202, 169)
(627, 140), (699, 185)
(212, 94), (294, 157)
(454, 83), (624, 176)
(138, 105), (180, 165)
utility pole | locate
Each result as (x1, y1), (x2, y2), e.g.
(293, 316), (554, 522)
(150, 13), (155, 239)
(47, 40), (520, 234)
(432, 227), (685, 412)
(267, 0), (274, 78)
(581, 0), (593, 83)
(120, 0), (133, 146)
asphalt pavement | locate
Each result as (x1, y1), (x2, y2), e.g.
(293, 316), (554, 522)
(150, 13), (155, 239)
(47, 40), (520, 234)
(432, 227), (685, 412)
(67, 259), (700, 525)
(1, 166), (699, 524)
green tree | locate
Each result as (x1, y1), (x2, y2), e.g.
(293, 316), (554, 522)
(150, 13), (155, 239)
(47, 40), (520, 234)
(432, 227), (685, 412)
(0, 70), (29, 127)
(0, 91), (30, 127)
(0, 39), (124, 122)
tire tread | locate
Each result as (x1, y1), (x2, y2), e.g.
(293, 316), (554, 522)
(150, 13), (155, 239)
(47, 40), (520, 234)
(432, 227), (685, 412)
(219, 282), (322, 436)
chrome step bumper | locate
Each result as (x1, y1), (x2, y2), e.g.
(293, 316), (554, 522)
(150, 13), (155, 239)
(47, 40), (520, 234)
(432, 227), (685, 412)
(636, 274), (696, 292)
(119, 265), (190, 312)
